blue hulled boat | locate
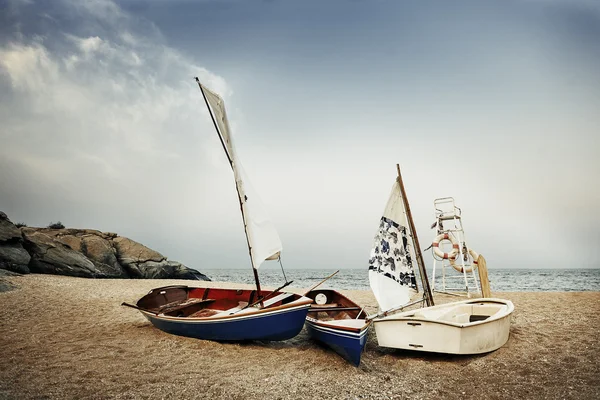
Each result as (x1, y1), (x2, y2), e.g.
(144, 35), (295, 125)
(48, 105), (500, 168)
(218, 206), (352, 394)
(305, 289), (371, 366)
(131, 285), (311, 341)
(124, 80), (313, 342)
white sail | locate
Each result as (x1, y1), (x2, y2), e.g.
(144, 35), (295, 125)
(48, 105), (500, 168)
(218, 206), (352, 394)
(368, 181), (418, 312)
(201, 84), (282, 269)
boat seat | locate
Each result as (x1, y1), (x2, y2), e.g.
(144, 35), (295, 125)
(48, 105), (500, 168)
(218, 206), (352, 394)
(439, 312), (470, 323)
(213, 293), (295, 317)
(413, 308), (451, 320)
(471, 304), (505, 316)
(437, 306), (471, 322)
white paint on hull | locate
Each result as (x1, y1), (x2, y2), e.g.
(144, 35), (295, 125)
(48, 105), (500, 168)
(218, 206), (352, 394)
(374, 298), (514, 354)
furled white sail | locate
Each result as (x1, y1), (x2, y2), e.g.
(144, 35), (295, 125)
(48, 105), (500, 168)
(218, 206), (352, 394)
(201, 84), (282, 269)
(368, 181), (417, 312)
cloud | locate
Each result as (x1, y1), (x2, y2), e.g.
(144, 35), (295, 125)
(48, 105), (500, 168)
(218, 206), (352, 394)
(0, 0), (598, 273)
(0, 0), (238, 257)
(0, 41), (57, 91)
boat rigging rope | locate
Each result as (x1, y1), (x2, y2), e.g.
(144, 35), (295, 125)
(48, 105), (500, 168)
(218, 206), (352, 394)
(278, 256), (289, 284)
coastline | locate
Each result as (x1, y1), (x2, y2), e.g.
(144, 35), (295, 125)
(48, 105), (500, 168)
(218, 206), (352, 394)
(0, 274), (598, 399)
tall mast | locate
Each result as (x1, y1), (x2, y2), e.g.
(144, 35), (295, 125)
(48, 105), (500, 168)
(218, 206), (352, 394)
(195, 78), (263, 299)
(396, 164), (434, 307)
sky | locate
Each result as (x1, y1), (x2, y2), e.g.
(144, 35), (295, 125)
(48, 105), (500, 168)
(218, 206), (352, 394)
(1, 0), (599, 274)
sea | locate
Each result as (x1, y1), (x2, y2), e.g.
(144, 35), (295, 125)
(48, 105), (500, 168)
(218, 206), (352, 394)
(202, 268), (600, 292)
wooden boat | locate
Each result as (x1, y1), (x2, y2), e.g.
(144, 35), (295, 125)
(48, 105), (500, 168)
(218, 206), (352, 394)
(123, 79), (312, 341)
(373, 298), (513, 354)
(367, 165), (513, 355)
(129, 285), (311, 341)
(304, 289), (370, 366)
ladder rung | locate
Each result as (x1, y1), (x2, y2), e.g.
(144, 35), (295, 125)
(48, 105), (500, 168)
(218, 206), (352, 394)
(439, 214), (461, 220)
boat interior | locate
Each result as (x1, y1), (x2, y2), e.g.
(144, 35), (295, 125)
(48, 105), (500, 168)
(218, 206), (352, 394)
(405, 301), (510, 324)
(136, 286), (305, 318)
(306, 289), (366, 322)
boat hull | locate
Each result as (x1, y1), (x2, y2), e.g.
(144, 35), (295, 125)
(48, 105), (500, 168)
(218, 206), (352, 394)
(143, 304), (310, 341)
(131, 285), (312, 342)
(304, 289), (370, 366)
(305, 320), (370, 366)
(374, 298), (514, 354)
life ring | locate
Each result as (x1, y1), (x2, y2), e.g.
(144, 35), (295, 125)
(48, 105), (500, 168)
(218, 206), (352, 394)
(432, 233), (459, 260)
(450, 248), (479, 273)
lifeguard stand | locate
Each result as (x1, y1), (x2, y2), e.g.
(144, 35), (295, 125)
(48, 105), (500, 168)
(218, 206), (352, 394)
(430, 197), (480, 297)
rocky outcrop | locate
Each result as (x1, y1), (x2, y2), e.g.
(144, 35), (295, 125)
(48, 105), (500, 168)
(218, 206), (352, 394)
(28, 228), (129, 278)
(0, 212), (21, 241)
(112, 237), (205, 280)
(0, 212), (210, 281)
(22, 229), (110, 278)
(0, 212), (31, 274)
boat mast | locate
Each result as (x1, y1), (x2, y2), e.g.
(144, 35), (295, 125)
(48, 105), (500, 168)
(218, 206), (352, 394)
(195, 78), (263, 300)
(395, 164), (434, 307)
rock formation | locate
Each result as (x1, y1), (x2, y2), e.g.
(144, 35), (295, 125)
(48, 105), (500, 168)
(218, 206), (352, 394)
(0, 212), (31, 274)
(0, 212), (210, 281)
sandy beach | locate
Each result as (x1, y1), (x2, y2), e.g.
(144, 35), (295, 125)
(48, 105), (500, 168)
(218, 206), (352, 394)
(0, 274), (598, 400)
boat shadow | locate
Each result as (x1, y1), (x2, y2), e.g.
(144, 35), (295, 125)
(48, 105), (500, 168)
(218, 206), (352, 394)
(371, 346), (489, 364)
(226, 328), (313, 350)
(363, 333), (490, 364)
(130, 322), (489, 365)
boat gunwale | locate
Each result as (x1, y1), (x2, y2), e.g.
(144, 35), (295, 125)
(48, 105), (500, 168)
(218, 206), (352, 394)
(305, 316), (371, 333)
(373, 298), (514, 328)
(139, 298), (313, 322)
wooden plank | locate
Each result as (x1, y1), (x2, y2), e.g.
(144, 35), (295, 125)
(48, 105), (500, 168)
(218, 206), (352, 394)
(477, 254), (492, 297)
(159, 298), (215, 314)
(121, 302), (158, 315)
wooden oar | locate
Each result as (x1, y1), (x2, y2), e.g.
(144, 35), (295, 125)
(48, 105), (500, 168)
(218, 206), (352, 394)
(302, 270), (340, 296)
(477, 254), (492, 297)
(356, 307), (366, 319)
(121, 302), (159, 315)
(241, 280), (295, 310)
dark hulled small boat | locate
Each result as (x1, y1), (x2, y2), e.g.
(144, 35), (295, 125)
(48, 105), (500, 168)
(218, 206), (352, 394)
(124, 81), (313, 342)
(130, 285), (312, 341)
(304, 289), (371, 366)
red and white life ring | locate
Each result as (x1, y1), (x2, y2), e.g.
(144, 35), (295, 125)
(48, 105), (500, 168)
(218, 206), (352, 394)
(432, 233), (459, 260)
(450, 248), (479, 273)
